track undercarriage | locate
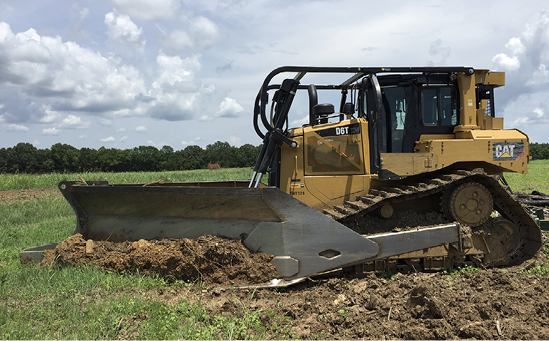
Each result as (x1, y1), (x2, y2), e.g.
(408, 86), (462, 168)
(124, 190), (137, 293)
(323, 169), (543, 273)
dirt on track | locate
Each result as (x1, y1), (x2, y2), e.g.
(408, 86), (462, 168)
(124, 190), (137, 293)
(41, 232), (549, 340)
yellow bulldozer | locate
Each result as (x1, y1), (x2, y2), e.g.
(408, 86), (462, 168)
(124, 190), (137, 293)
(21, 66), (542, 284)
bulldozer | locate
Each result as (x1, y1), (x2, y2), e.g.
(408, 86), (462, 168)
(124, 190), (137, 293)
(21, 66), (543, 285)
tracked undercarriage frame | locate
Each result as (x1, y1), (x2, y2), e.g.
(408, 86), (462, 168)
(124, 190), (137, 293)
(324, 168), (542, 273)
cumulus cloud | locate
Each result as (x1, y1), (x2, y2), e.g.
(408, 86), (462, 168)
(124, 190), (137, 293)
(110, 0), (180, 21)
(181, 136), (205, 146)
(120, 136), (128, 141)
(152, 52), (200, 88)
(7, 124), (28, 131)
(229, 136), (241, 146)
(100, 136), (115, 142)
(0, 22), (148, 118)
(135, 125), (147, 132)
(39, 109), (59, 123)
(189, 16), (223, 50)
(164, 16), (223, 53)
(493, 8), (549, 130)
(59, 115), (90, 129)
(42, 127), (59, 135)
(511, 102), (548, 126)
(492, 37), (525, 71)
(104, 10), (146, 51)
(216, 97), (244, 118)
(146, 51), (205, 121)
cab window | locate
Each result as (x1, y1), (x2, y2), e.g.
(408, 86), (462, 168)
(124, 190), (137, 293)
(421, 86), (458, 126)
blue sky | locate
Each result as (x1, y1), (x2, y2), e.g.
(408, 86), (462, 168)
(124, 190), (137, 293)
(0, 0), (548, 150)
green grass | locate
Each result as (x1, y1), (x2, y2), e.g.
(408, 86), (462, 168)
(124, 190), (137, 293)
(0, 163), (547, 339)
(0, 168), (291, 340)
(504, 159), (549, 193)
(0, 168), (257, 191)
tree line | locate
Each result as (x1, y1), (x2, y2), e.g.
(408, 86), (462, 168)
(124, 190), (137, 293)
(529, 142), (549, 161)
(1, 141), (547, 175)
(0, 141), (261, 174)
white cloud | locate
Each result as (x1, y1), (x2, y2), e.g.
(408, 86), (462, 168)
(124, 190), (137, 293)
(493, 8), (549, 135)
(291, 115), (309, 127)
(147, 140), (166, 148)
(120, 136), (128, 141)
(59, 115), (90, 129)
(116, 127), (127, 132)
(110, 0), (180, 21)
(164, 16), (223, 53)
(7, 124), (28, 131)
(189, 16), (222, 49)
(199, 115), (213, 121)
(104, 10), (145, 51)
(492, 53), (521, 71)
(526, 64), (549, 86)
(100, 118), (113, 126)
(168, 30), (193, 50)
(79, 135), (85, 139)
(135, 125), (147, 132)
(32, 140), (40, 146)
(512, 104), (548, 126)
(0, 22), (148, 118)
(229, 136), (241, 146)
(152, 52), (199, 88)
(146, 51), (204, 121)
(39, 109), (59, 123)
(42, 127), (59, 135)
(100, 136), (115, 142)
(181, 136), (205, 146)
(216, 97), (244, 118)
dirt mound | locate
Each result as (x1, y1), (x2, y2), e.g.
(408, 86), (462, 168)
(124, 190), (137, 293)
(203, 270), (549, 339)
(41, 234), (278, 286)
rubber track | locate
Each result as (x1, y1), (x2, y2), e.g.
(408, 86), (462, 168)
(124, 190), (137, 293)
(323, 168), (542, 263)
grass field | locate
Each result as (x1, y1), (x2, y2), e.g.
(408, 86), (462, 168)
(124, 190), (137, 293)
(504, 159), (549, 193)
(0, 163), (547, 339)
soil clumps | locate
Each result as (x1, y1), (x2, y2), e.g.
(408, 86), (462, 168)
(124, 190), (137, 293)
(201, 269), (549, 339)
(41, 234), (278, 287)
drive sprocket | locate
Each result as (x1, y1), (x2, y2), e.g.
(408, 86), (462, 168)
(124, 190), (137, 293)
(443, 182), (493, 227)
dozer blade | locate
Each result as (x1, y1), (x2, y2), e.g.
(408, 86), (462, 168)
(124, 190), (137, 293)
(21, 181), (462, 281)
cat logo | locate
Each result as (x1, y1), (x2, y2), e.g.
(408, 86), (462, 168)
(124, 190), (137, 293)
(493, 142), (525, 161)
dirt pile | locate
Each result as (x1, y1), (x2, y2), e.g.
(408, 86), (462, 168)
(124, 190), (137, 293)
(203, 270), (549, 340)
(41, 234), (278, 286)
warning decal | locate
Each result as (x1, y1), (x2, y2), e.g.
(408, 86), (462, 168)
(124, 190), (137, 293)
(493, 141), (525, 161)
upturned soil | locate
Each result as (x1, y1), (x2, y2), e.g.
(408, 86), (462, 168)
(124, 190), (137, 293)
(41, 232), (549, 340)
(201, 269), (549, 340)
(41, 234), (278, 287)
